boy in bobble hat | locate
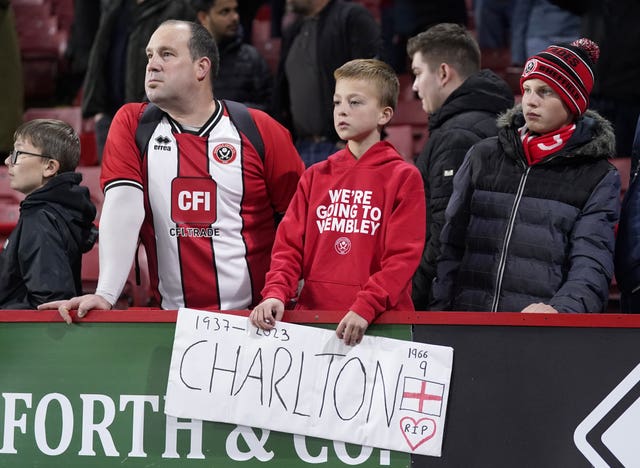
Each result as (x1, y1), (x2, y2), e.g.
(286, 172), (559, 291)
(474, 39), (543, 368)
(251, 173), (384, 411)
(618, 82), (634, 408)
(250, 59), (426, 345)
(432, 39), (621, 313)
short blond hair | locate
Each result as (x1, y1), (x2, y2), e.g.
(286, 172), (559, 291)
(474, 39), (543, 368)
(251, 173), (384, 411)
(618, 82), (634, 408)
(334, 59), (399, 110)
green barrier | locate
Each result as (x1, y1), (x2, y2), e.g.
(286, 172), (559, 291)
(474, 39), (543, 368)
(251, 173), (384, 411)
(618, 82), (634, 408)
(0, 314), (411, 467)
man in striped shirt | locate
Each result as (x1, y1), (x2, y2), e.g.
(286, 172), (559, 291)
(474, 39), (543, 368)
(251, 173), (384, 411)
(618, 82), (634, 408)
(41, 20), (304, 322)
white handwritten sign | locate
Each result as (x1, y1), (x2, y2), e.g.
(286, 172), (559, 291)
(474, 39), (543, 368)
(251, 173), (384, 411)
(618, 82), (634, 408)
(165, 308), (454, 457)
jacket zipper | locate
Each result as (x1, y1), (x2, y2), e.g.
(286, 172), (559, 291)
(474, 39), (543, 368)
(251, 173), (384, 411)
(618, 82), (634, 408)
(490, 165), (530, 312)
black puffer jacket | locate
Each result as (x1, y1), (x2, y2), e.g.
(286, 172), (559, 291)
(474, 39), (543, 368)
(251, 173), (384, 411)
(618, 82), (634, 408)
(412, 70), (514, 310)
(215, 33), (272, 112)
(432, 107), (620, 313)
(615, 170), (640, 309)
(0, 173), (97, 309)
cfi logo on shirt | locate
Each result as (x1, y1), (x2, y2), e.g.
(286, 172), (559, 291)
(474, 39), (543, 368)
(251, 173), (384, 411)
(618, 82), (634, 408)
(334, 236), (352, 255)
(212, 143), (237, 164)
(171, 177), (217, 225)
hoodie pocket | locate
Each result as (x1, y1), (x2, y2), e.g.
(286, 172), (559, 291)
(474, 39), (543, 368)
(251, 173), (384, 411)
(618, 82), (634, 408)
(296, 279), (362, 310)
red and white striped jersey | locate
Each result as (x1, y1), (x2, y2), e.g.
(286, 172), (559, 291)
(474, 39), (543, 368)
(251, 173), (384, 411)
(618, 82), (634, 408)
(101, 101), (304, 310)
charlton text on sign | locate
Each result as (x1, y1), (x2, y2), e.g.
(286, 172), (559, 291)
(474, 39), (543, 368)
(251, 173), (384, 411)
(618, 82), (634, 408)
(165, 309), (454, 457)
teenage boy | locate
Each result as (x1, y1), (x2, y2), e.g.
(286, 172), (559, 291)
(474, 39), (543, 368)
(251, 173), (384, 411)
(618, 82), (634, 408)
(432, 39), (620, 313)
(407, 23), (514, 310)
(0, 119), (97, 309)
(250, 59), (426, 344)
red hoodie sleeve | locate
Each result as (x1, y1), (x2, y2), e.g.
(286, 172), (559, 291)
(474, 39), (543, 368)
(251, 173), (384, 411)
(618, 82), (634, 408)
(349, 164), (426, 322)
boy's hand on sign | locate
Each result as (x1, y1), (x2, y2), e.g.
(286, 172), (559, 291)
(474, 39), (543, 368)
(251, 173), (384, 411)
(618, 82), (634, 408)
(336, 311), (368, 346)
(250, 298), (285, 330)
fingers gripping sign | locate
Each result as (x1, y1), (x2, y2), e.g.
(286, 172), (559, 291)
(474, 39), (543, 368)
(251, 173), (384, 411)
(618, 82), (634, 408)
(336, 311), (369, 346)
(249, 298), (285, 330)
(38, 294), (113, 324)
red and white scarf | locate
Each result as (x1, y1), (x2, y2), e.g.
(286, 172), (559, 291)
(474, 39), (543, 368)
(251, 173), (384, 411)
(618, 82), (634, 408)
(519, 123), (576, 166)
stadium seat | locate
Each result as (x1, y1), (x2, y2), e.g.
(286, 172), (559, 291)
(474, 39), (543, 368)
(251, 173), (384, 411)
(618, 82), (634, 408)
(606, 157), (631, 312)
(251, 5), (284, 75)
(79, 131), (98, 166)
(392, 100), (429, 157)
(13, 0), (69, 104)
(384, 125), (414, 162)
(24, 106), (83, 134)
(398, 73), (416, 102)
(21, 60), (59, 103)
(50, 0), (74, 33)
(81, 243), (152, 308)
(465, 0), (475, 30)
(0, 166), (21, 200)
(393, 99), (426, 126)
(0, 167), (24, 231)
(480, 47), (511, 77)
(609, 157), (631, 199)
(505, 65), (523, 96)
(251, 17), (270, 45)
(12, 0), (49, 5)
(608, 275), (621, 313)
(254, 37), (281, 75)
(0, 206), (20, 232)
(253, 2), (271, 21)
(23, 107), (99, 165)
(77, 166), (103, 221)
(13, 2), (64, 58)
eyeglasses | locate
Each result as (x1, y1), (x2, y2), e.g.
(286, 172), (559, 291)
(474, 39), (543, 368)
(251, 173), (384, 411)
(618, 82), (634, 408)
(8, 149), (52, 165)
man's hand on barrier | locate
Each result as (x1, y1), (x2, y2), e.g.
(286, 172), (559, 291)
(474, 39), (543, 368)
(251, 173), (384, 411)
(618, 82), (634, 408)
(38, 294), (113, 324)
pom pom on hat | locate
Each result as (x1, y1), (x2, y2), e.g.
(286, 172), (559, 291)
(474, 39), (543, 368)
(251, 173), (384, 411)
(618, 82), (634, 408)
(520, 38), (599, 115)
(571, 38), (600, 64)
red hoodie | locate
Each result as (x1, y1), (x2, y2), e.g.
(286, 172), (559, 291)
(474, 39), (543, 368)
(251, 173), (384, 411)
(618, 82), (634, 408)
(261, 141), (426, 323)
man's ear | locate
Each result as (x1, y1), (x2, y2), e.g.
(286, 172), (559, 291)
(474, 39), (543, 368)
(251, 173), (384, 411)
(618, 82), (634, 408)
(438, 63), (452, 86)
(196, 56), (211, 82)
(42, 158), (60, 178)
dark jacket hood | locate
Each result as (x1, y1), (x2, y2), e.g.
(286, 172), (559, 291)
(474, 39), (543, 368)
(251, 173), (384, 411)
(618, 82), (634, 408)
(22, 172), (98, 252)
(430, 69), (514, 130)
(498, 105), (617, 161)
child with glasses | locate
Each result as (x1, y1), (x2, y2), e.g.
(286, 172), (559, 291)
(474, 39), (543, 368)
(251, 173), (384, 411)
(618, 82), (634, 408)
(0, 119), (97, 309)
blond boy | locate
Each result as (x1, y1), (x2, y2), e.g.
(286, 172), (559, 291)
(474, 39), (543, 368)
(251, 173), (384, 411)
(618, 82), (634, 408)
(250, 59), (426, 345)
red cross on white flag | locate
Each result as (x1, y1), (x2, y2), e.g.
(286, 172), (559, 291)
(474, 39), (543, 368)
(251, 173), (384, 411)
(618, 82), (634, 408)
(400, 377), (445, 417)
